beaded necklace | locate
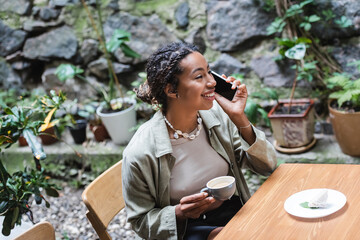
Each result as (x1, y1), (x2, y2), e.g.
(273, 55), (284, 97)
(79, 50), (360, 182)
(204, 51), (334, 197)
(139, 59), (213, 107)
(163, 113), (202, 140)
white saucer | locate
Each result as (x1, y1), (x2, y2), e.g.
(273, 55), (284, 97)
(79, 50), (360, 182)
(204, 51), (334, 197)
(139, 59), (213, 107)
(284, 188), (346, 218)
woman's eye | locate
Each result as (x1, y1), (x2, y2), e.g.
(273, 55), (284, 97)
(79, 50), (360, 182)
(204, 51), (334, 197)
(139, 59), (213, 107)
(195, 75), (203, 79)
(208, 70), (212, 75)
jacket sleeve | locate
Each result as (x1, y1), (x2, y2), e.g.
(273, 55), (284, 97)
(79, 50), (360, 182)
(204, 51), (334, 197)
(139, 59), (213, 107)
(122, 155), (178, 240)
(232, 122), (277, 175)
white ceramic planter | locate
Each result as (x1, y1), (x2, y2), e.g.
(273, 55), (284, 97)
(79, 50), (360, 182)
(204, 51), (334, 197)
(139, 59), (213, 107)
(96, 98), (136, 145)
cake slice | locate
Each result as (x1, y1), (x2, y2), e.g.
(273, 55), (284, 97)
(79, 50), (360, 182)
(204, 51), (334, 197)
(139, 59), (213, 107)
(308, 189), (328, 208)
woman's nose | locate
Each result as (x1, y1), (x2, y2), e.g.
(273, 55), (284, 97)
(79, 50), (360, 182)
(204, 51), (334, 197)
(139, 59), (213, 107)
(207, 75), (216, 88)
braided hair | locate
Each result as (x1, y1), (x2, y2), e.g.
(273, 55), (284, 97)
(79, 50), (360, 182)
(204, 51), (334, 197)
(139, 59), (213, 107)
(136, 42), (199, 113)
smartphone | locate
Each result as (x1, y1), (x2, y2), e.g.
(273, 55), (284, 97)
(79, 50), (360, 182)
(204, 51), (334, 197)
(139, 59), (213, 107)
(211, 70), (236, 100)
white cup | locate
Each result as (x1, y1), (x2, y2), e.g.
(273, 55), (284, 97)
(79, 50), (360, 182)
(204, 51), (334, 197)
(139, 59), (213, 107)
(200, 176), (236, 201)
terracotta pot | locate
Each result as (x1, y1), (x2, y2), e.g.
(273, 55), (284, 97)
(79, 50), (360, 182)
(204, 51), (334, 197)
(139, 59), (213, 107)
(18, 136), (28, 147)
(268, 99), (315, 148)
(90, 123), (110, 142)
(328, 100), (360, 156)
(39, 127), (58, 145)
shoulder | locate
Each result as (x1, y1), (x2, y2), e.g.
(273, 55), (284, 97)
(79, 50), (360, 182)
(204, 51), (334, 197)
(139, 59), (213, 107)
(124, 118), (156, 161)
(123, 111), (170, 165)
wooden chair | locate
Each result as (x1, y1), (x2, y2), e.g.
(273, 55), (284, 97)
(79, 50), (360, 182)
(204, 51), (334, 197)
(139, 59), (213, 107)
(14, 221), (55, 240)
(82, 160), (124, 240)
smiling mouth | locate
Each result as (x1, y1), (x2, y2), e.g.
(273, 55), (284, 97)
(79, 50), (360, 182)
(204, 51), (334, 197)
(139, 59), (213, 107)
(201, 92), (215, 98)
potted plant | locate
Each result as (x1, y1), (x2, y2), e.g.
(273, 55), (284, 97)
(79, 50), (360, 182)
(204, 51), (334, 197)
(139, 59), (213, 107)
(267, 40), (317, 152)
(55, 0), (140, 145)
(37, 90), (69, 145)
(62, 99), (88, 145)
(266, 0), (342, 152)
(326, 61), (360, 156)
(77, 101), (110, 142)
(0, 105), (60, 236)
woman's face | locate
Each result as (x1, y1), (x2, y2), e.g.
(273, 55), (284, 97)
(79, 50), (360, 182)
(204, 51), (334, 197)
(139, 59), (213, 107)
(174, 51), (216, 112)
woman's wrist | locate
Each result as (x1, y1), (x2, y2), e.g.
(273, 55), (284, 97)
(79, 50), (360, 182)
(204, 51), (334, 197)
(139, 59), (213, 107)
(228, 112), (250, 130)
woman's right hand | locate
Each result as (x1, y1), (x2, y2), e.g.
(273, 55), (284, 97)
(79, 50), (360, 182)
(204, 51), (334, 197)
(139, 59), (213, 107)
(175, 192), (217, 220)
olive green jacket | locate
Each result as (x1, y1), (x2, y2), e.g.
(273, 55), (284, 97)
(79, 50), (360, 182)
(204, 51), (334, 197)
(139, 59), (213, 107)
(122, 103), (277, 240)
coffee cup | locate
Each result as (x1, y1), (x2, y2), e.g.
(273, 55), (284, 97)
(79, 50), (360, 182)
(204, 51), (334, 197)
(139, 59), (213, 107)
(200, 176), (236, 201)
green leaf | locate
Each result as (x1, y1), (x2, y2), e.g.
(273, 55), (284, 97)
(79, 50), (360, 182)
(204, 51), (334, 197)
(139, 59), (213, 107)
(2, 213), (12, 236)
(45, 187), (60, 197)
(300, 201), (319, 209)
(120, 43), (141, 58)
(267, 18), (286, 35)
(3, 107), (15, 116)
(55, 64), (84, 82)
(106, 29), (131, 52)
(303, 23), (311, 31)
(276, 38), (295, 48)
(335, 16), (352, 28)
(308, 15), (321, 22)
(23, 129), (46, 160)
(0, 201), (9, 215)
(338, 91), (352, 107)
(262, 88), (279, 100)
(45, 199), (50, 208)
(258, 108), (270, 127)
(245, 100), (258, 124)
(11, 207), (19, 228)
(285, 43), (306, 60)
(296, 37), (312, 44)
(299, 0), (313, 8)
(0, 160), (10, 186)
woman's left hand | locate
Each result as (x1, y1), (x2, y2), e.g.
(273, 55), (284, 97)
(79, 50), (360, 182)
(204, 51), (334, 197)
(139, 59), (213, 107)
(214, 75), (248, 120)
(214, 74), (256, 145)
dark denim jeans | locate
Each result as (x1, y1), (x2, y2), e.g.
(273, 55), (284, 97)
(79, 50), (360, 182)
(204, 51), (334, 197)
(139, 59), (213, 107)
(184, 195), (242, 240)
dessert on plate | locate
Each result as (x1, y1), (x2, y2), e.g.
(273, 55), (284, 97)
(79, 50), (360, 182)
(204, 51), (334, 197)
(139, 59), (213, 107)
(308, 189), (328, 208)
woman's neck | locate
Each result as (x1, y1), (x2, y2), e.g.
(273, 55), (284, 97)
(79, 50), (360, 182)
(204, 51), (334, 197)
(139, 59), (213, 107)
(164, 108), (199, 134)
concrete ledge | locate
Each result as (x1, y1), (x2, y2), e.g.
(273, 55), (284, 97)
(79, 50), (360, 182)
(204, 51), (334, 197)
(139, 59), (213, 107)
(273, 133), (360, 164)
(2, 130), (125, 179)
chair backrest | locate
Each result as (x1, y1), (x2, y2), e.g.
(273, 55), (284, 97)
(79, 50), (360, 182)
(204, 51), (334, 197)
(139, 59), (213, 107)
(14, 221), (55, 240)
(82, 160), (124, 240)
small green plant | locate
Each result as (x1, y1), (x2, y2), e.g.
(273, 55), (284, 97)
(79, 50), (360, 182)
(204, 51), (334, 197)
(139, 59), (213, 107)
(267, 0), (316, 35)
(0, 91), (65, 236)
(321, 9), (335, 22)
(38, 90), (71, 137)
(326, 61), (360, 110)
(245, 88), (279, 127)
(0, 163), (60, 236)
(335, 16), (353, 28)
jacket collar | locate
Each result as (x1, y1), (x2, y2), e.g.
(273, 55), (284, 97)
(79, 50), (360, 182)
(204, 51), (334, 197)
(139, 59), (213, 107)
(151, 107), (221, 158)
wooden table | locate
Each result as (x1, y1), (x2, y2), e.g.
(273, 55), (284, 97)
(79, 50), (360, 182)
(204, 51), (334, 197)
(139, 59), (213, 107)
(215, 163), (360, 240)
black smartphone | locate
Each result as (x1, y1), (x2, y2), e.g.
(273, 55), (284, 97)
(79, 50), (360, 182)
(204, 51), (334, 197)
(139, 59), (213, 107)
(211, 70), (236, 100)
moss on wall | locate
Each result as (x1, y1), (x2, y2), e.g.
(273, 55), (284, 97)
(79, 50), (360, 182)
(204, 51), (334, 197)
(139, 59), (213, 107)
(0, 12), (25, 29)
(62, 3), (113, 43)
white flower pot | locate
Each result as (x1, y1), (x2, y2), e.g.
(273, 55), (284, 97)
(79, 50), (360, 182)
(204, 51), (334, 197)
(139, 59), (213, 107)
(96, 98), (136, 145)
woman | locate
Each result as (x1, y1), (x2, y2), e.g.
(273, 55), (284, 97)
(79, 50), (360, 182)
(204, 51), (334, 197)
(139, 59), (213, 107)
(122, 42), (277, 240)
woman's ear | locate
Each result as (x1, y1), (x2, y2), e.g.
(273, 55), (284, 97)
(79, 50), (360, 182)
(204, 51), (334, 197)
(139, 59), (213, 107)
(164, 84), (177, 99)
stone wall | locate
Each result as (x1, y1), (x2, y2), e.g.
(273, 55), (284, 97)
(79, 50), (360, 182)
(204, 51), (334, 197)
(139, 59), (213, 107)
(1, 0), (360, 102)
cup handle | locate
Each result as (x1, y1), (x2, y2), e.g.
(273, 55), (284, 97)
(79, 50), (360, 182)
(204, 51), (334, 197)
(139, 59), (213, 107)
(200, 187), (209, 193)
